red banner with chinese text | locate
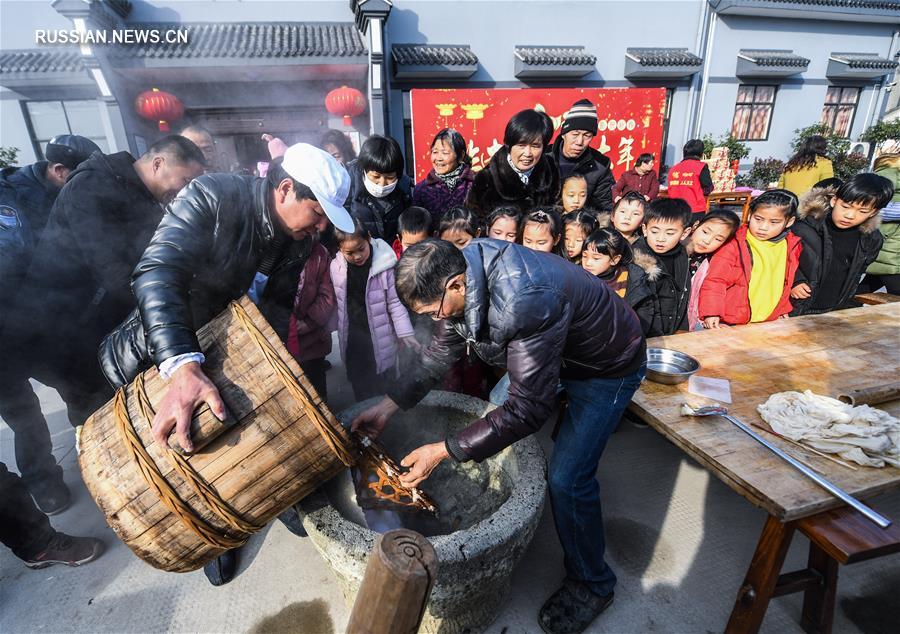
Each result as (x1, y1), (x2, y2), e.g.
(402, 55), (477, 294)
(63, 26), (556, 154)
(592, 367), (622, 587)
(410, 87), (667, 183)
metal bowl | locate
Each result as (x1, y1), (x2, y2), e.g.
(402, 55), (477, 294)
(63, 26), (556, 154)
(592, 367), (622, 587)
(646, 348), (700, 385)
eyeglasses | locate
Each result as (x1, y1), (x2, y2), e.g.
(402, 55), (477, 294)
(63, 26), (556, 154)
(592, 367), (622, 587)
(424, 270), (464, 321)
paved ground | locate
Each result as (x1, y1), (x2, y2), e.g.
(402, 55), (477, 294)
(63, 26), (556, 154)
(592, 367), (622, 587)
(2, 348), (899, 634)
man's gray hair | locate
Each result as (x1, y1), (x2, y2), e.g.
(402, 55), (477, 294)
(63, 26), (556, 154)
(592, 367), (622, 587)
(395, 238), (467, 308)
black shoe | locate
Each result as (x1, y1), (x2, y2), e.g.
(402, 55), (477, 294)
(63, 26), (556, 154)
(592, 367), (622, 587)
(203, 548), (238, 586)
(23, 533), (104, 569)
(31, 479), (72, 516)
(538, 581), (614, 634)
(323, 360), (333, 371)
(277, 505), (308, 537)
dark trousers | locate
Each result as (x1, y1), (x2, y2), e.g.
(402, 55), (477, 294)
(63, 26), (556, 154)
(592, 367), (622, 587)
(548, 364), (646, 597)
(0, 461), (57, 560)
(0, 344), (109, 491)
(858, 273), (900, 295)
(298, 357), (328, 401)
(0, 367), (61, 491)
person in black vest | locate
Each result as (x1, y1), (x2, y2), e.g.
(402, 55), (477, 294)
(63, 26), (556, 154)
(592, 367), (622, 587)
(550, 99), (615, 213)
(0, 135), (100, 513)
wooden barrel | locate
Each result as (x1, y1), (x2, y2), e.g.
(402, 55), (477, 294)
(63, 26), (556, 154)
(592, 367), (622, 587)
(78, 296), (353, 572)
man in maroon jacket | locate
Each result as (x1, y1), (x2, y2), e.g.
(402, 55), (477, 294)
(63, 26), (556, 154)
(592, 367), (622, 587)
(612, 152), (659, 202)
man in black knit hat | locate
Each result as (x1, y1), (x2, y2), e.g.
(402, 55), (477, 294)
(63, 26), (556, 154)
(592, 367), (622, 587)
(550, 99), (615, 212)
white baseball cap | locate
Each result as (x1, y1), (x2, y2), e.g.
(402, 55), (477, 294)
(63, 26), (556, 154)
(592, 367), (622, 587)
(281, 143), (354, 233)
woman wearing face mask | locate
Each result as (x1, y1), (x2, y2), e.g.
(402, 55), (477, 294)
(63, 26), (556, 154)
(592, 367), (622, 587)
(412, 128), (475, 227)
(345, 135), (413, 241)
(467, 109), (560, 221)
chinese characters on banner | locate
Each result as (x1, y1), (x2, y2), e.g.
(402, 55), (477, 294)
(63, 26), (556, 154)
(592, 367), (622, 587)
(409, 87), (667, 183)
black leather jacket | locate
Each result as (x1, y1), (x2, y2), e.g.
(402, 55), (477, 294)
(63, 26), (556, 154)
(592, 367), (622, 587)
(98, 174), (297, 387)
(387, 239), (645, 463)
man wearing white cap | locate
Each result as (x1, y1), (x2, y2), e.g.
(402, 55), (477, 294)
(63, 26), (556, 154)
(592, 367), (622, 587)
(97, 143), (352, 584)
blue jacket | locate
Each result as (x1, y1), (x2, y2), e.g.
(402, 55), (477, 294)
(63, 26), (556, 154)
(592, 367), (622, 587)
(0, 162), (59, 333)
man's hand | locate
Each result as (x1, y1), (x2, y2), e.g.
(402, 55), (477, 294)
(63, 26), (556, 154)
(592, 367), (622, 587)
(152, 362), (226, 452)
(399, 442), (449, 488)
(350, 396), (399, 439)
(401, 336), (422, 352)
(702, 316), (723, 329)
(790, 283), (811, 300)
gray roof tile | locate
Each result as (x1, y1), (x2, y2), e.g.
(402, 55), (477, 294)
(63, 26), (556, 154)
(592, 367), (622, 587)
(108, 22), (366, 60)
(392, 44), (478, 66)
(515, 46), (596, 66)
(739, 49), (810, 67)
(626, 48), (703, 67)
(0, 49), (84, 74)
(830, 52), (899, 69)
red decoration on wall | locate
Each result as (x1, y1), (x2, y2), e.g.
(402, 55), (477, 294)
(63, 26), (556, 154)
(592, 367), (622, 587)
(135, 88), (184, 132)
(410, 87), (668, 182)
(326, 85), (366, 126)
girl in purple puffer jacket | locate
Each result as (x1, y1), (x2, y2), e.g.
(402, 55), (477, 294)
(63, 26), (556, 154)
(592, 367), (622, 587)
(331, 219), (419, 401)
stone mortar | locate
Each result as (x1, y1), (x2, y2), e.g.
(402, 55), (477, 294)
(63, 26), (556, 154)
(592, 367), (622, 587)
(298, 391), (547, 634)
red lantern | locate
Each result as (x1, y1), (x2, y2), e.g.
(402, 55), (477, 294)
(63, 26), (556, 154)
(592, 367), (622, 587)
(135, 88), (184, 132)
(325, 85), (366, 127)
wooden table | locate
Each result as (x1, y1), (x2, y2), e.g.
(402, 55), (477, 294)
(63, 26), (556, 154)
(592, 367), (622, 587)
(628, 303), (900, 633)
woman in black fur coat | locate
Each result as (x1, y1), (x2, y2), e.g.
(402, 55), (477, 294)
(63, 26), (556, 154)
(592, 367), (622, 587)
(466, 109), (560, 220)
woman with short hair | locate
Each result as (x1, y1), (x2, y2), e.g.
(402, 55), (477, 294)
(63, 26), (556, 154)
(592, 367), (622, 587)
(412, 128), (475, 226)
(466, 109), (560, 220)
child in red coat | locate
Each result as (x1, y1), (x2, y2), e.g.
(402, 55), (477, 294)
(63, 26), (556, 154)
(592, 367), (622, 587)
(698, 190), (803, 328)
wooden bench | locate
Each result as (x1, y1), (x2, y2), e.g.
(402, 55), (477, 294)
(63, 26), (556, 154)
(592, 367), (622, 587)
(707, 191), (753, 224)
(730, 505), (900, 634)
(854, 292), (900, 305)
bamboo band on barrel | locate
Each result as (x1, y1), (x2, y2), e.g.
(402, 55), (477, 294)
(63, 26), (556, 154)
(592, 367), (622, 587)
(229, 301), (355, 467)
(113, 388), (246, 550)
(134, 374), (262, 536)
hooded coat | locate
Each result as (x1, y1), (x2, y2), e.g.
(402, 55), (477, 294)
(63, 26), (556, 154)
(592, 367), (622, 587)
(466, 147), (560, 219)
(698, 226), (802, 325)
(867, 159), (900, 276)
(633, 237), (692, 336)
(791, 186), (883, 315)
(551, 136), (615, 212)
(623, 250), (661, 335)
(412, 165), (476, 226)
(344, 160), (413, 241)
(331, 238), (414, 375)
(9, 152), (163, 361)
(285, 242), (336, 362)
(387, 239), (645, 463)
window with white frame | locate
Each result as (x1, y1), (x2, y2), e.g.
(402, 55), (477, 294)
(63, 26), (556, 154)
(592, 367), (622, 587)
(24, 100), (108, 158)
(730, 85), (776, 141)
(820, 87), (860, 138)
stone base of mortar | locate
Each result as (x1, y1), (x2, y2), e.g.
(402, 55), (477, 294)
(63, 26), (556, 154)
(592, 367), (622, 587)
(299, 391), (547, 633)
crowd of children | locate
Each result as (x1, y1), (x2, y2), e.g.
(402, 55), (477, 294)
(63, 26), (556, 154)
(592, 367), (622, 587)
(273, 104), (895, 403)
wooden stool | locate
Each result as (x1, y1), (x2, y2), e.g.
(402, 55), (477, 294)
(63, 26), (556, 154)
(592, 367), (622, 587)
(728, 505), (900, 634)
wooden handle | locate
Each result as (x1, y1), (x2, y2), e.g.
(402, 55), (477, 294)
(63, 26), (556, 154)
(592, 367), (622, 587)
(347, 529), (437, 634)
(166, 403), (238, 455)
(836, 383), (900, 407)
